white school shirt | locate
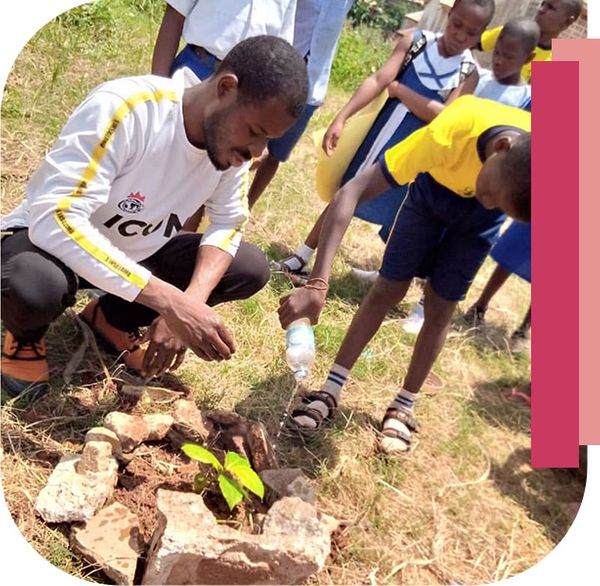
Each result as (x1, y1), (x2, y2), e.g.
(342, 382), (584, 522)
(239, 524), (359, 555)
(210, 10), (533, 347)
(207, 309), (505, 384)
(168, 0), (297, 60)
(475, 68), (532, 110)
(2, 68), (249, 302)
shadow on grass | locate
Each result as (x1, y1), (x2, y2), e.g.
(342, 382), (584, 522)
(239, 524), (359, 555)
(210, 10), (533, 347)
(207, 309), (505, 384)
(489, 446), (587, 544)
(469, 377), (586, 544)
(234, 370), (385, 478)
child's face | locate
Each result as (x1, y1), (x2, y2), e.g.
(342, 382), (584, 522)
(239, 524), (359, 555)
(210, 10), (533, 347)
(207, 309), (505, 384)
(535, 0), (574, 35)
(441, 2), (491, 56)
(492, 34), (530, 83)
(475, 151), (522, 219)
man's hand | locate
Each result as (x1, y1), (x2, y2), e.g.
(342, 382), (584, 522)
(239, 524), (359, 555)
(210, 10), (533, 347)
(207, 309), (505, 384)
(278, 287), (327, 329)
(162, 296), (236, 361)
(322, 117), (345, 156)
(142, 317), (187, 378)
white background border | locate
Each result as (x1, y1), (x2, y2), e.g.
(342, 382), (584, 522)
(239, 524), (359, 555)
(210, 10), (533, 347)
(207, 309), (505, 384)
(0, 1), (598, 584)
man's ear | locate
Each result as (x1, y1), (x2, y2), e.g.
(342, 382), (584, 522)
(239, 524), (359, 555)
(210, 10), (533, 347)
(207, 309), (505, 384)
(216, 73), (239, 100)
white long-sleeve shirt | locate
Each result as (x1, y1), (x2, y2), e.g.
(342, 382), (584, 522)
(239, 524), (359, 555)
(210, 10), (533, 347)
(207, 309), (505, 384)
(168, 0), (297, 60)
(2, 68), (249, 302)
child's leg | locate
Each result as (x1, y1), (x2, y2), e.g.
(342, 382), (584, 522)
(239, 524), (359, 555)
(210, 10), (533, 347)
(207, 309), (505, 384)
(248, 155), (280, 209)
(473, 263), (512, 308)
(380, 282), (457, 453)
(273, 205), (328, 274)
(513, 304), (531, 337)
(292, 276), (411, 430)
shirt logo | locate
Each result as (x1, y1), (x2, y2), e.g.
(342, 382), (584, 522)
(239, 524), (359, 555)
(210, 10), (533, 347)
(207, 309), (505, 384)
(118, 192), (145, 214)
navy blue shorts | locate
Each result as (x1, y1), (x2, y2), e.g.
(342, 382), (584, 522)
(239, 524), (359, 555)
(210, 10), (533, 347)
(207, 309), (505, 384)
(379, 173), (505, 301)
(170, 45), (219, 80)
(268, 104), (318, 162)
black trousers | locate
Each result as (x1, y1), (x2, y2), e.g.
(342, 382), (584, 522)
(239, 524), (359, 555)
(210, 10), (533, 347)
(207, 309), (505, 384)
(1, 229), (270, 342)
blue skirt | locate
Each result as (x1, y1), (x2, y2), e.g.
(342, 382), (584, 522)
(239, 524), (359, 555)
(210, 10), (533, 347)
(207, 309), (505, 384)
(490, 221), (531, 282)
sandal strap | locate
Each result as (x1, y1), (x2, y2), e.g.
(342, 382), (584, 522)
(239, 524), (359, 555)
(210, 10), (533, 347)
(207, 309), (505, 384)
(301, 391), (338, 418)
(381, 425), (412, 445)
(384, 408), (420, 433)
(291, 405), (327, 428)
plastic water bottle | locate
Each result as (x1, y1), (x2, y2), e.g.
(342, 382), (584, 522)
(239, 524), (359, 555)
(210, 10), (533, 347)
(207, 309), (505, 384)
(286, 318), (315, 381)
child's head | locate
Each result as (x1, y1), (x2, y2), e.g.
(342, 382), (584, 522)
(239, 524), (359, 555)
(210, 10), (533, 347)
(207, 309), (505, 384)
(476, 132), (531, 222)
(441, 0), (495, 56)
(535, 0), (583, 38)
(492, 18), (540, 84)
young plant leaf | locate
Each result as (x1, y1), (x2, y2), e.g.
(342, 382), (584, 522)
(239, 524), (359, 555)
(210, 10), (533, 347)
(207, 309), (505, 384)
(182, 443), (222, 472)
(218, 474), (244, 510)
(224, 451), (265, 499)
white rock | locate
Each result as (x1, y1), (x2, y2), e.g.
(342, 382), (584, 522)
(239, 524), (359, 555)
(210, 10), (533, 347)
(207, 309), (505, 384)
(84, 427), (122, 457)
(142, 413), (174, 441)
(71, 502), (142, 585)
(35, 454), (118, 523)
(105, 412), (150, 452)
(142, 490), (330, 585)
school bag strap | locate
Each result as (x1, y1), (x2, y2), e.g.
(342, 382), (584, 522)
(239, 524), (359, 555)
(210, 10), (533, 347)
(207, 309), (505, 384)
(459, 60), (477, 83)
(399, 30), (428, 76)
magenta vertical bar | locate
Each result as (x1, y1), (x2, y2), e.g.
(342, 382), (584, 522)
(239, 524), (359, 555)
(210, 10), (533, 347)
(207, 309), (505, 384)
(531, 60), (579, 468)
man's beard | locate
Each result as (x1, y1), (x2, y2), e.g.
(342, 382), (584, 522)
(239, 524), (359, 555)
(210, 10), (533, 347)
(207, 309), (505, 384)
(203, 111), (229, 171)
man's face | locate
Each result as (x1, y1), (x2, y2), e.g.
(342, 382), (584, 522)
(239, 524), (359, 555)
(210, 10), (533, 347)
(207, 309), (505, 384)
(535, 0), (574, 36)
(492, 34), (530, 82)
(442, 1), (490, 56)
(204, 94), (296, 171)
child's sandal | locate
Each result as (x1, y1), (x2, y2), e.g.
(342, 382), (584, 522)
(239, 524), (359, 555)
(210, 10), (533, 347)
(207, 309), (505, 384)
(378, 408), (420, 454)
(288, 390), (338, 434)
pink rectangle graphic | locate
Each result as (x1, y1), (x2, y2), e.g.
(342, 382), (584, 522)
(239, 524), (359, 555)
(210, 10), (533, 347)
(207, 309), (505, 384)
(531, 60), (579, 468)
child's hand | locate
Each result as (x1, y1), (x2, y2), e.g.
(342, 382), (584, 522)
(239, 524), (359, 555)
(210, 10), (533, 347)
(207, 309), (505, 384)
(388, 81), (404, 100)
(322, 117), (344, 156)
(278, 287), (327, 329)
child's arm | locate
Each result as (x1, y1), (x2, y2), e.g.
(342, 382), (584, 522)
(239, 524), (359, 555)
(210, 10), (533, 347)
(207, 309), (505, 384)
(322, 30), (415, 155)
(387, 68), (479, 122)
(151, 4), (185, 77)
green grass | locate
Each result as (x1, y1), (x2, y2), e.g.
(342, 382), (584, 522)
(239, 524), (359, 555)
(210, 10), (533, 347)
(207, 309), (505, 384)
(0, 2), (585, 585)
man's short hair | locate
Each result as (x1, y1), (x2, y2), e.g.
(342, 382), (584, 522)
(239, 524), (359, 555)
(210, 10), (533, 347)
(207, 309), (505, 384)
(217, 36), (308, 119)
(501, 18), (541, 54)
(503, 133), (531, 222)
(454, 0), (496, 21)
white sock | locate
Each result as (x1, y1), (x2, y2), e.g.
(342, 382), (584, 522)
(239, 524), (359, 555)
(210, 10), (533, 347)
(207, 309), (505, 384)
(282, 244), (315, 271)
(294, 363), (349, 429)
(381, 388), (419, 452)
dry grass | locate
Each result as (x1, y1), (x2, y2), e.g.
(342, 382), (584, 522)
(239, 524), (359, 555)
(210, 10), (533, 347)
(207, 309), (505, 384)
(0, 3), (585, 585)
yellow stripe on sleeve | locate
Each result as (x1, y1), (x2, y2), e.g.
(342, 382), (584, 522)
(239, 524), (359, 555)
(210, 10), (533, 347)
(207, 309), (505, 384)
(219, 168), (249, 252)
(53, 89), (178, 286)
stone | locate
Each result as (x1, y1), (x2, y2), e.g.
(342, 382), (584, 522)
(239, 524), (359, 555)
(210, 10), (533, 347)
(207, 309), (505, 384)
(142, 490), (330, 585)
(246, 422), (278, 472)
(35, 454), (118, 523)
(77, 441), (115, 475)
(262, 497), (330, 569)
(105, 412), (150, 452)
(172, 400), (211, 443)
(84, 427), (122, 458)
(142, 413), (174, 441)
(71, 502), (142, 585)
(260, 468), (316, 505)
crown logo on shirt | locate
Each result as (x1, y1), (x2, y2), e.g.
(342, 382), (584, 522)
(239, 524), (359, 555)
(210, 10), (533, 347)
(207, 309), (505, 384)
(118, 192), (146, 214)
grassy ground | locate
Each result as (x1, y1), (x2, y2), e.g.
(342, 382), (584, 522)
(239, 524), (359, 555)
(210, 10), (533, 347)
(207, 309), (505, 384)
(1, 2), (585, 584)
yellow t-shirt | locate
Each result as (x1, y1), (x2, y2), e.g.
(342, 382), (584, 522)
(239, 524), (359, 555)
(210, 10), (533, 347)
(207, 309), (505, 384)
(479, 25), (552, 83)
(381, 95), (531, 197)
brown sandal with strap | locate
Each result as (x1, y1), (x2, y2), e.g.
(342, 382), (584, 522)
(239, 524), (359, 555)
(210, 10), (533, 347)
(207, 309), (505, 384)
(379, 408), (420, 453)
(289, 390), (338, 434)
